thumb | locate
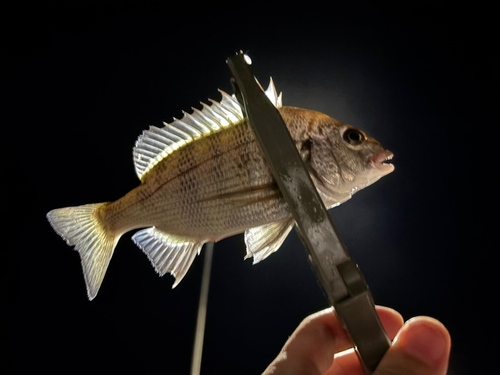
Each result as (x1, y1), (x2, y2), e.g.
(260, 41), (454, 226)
(375, 316), (451, 375)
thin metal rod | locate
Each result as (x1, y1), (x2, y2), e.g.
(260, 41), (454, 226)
(190, 242), (214, 375)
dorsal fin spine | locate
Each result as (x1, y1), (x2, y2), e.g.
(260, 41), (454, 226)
(218, 89), (243, 116)
(208, 99), (240, 123)
(182, 111), (212, 134)
(145, 132), (171, 148)
(174, 117), (203, 138)
(140, 138), (165, 152)
(161, 122), (186, 143)
(199, 102), (222, 124)
(149, 126), (172, 138)
(143, 140), (172, 156)
(200, 102), (229, 126)
(135, 148), (158, 159)
(166, 123), (193, 140)
(135, 160), (149, 169)
(170, 119), (197, 139)
(185, 107), (212, 134)
(191, 107), (220, 131)
(146, 130), (170, 144)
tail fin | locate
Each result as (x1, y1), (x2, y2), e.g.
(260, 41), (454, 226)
(47, 203), (118, 300)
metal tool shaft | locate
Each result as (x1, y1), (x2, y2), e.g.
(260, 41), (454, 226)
(227, 52), (391, 373)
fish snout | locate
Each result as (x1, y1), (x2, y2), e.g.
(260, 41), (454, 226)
(367, 150), (394, 173)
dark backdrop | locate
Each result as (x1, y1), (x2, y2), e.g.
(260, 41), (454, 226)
(1, 3), (492, 374)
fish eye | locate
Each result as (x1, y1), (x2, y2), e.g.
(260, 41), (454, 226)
(343, 128), (365, 146)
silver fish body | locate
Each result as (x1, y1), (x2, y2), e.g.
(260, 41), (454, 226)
(47, 81), (394, 300)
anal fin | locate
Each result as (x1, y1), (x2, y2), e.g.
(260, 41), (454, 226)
(244, 218), (294, 264)
(132, 227), (204, 288)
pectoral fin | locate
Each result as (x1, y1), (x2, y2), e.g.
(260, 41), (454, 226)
(132, 227), (204, 288)
(244, 218), (294, 264)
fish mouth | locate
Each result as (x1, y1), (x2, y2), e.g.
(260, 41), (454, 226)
(367, 150), (394, 173)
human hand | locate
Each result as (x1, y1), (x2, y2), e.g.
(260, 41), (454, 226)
(262, 306), (450, 375)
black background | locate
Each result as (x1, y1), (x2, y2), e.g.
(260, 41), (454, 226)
(1, 2), (493, 374)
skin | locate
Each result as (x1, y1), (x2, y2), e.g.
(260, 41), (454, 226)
(263, 306), (451, 375)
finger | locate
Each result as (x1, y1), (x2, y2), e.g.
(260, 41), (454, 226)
(262, 306), (404, 375)
(261, 307), (346, 375)
(374, 316), (451, 375)
(375, 306), (405, 340)
(327, 315), (450, 375)
(329, 306), (404, 355)
(325, 306), (404, 375)
(325, 349), (363, 375)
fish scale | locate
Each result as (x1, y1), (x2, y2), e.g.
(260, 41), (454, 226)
(47, 79), (394, 300)
(105, 120), (278, 237)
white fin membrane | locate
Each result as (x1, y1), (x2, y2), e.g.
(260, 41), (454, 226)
(47, 203), (118, 300)
(133, 79), (282, 182)
(244, 218), (294, 264)
(132, 227), (204, 287)
(264, 77), (282, 108)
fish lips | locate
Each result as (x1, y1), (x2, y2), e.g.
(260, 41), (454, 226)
(367, 150), (395, 174)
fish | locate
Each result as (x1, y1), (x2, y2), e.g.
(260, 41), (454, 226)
(47, 79), (394, 300)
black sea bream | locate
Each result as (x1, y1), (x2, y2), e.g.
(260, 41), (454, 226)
(47, 80), (394, 300)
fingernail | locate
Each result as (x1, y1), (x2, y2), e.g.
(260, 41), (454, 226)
(401, 318), (448, 366)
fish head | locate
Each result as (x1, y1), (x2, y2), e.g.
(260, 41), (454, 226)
(308, 118), (394, 207)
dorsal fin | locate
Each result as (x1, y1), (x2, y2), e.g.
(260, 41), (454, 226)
(133, 79), (282, 181)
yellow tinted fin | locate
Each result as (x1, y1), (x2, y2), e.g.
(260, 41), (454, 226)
(244, 218), (294, 264)
(132, 227), (204, 288)
(46, 203), (118, 300)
